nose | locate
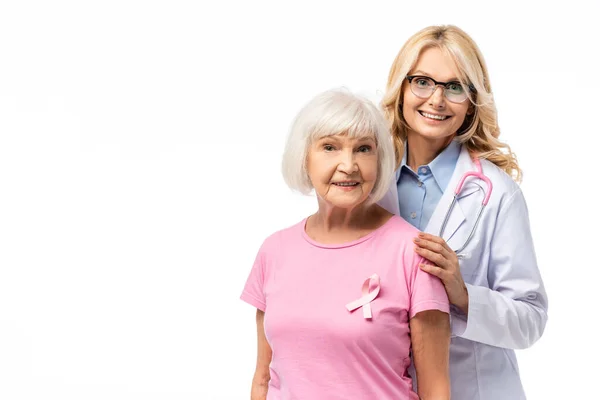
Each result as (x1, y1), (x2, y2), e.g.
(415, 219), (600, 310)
(428, 85), (446, 109)
(337, 149), (358, 173)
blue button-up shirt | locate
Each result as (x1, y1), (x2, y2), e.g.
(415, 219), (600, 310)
(397, 140), (461, 230)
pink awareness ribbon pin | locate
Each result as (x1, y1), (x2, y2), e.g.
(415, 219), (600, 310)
(345, 274), (381, 319)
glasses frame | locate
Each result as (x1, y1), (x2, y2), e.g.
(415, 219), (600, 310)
(405, 75), (476, 103)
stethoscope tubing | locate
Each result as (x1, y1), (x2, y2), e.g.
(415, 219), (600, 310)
(438, 158), (493, 257)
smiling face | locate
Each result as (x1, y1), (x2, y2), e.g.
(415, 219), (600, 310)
(306, 134), (378, 210)
(402, 47), (471, 146)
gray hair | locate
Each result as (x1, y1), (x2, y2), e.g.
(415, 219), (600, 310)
(281, 88), (395, 204)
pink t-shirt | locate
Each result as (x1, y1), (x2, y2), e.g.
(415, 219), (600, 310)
(241, 215), (449, 400)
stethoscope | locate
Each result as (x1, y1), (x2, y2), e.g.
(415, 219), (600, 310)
(438, 158), (493, 258)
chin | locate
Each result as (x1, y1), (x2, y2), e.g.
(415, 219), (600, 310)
(327, 197), (369, 209)
(417, 127), (455, 140)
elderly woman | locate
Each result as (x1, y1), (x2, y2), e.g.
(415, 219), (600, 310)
(240, 89), (451, 400)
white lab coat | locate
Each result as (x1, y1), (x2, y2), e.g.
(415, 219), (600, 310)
(378, 146), (548, 400)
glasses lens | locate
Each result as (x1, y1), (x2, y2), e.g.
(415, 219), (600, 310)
(445, 82), (468, 103)
(410, 77), (435, 98)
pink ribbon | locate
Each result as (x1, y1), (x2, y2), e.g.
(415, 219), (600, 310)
(345, 274), (381, 319)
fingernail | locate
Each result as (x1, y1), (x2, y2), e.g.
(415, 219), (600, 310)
(419, 233), (425, 238)
(414, 237), (420, 242)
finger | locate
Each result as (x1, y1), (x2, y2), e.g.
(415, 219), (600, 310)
(413, 237), (452, 260)
(414, 246), (450, 269)
(419, 263), (447, 280)
(416, 232), (453, 252)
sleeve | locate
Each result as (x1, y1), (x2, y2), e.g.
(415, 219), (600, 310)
(452, 188), (548, 349)
(240, 243), (268, 312)
(409, 254), (450, 319)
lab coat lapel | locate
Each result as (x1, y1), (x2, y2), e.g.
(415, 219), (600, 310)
(424, 146), (475, 242)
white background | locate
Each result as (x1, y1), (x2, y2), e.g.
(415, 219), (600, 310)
(1, 1), (598, 399)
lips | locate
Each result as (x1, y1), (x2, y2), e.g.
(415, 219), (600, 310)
(419, 111), (451, 121)
(332, 181), (359, 187)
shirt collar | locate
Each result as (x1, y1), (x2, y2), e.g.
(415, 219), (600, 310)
(429, 139), (461, 191)
(399, 139), (462, 191)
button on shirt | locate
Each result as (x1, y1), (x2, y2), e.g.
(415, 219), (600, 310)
(397, 140), (461, 230)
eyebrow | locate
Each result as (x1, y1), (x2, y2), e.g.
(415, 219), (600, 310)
(355, 136), (377, 143)
(316, 135), (376, 143)
(316, 136), (340, 143)
(411, 70), (460, 82)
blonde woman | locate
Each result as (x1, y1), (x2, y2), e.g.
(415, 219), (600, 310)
(241, 89), (450, 400)
(378, 25), (548, 400)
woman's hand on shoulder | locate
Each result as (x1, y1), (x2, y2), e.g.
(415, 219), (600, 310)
(413, 232), (469, 314)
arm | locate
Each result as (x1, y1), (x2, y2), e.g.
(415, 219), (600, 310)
(251, 309), (272, 400)
(410, 310), (450, 400)
(455, 188), (548, 348)
(416, 188), (548, 349)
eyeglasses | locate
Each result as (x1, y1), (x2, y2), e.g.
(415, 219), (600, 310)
(405, 75), (476, 103)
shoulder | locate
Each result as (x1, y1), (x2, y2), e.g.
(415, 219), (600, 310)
(374, 214), (421, 245)
(384, 214), (420, 234)
(258, 219), (305, 253)
(374, 216), (426, 280)
(479, 158), (523, 204)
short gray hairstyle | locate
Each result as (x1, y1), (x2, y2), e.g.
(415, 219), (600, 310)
(281, 88), (395, 204)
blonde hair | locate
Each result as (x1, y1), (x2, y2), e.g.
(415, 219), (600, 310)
(282, 88), (396, 204)
(381, 25), (522, 182)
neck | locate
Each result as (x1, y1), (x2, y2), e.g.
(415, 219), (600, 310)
(306, 200), (390, 244)
(406, 133), (455, 172)
(312, 202), (373, 232)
